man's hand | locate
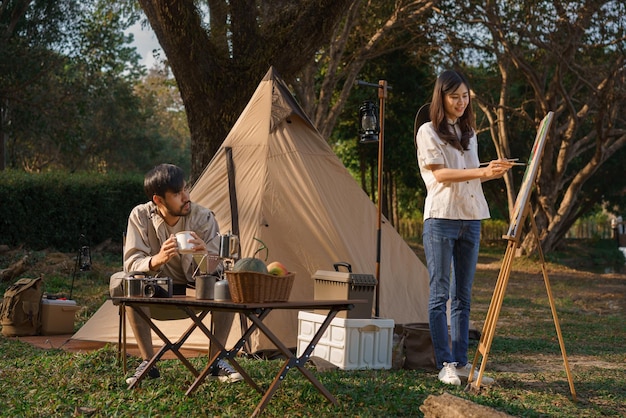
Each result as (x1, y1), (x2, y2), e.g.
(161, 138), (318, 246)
(149, 234), (179, 270)
(186, 231), (208, 253)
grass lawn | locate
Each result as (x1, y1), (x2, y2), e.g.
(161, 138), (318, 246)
(0, 239), (624, 417)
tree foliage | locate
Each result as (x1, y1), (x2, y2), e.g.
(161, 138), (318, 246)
(331, 51), (433, 226)
(3, 0), (626, 256)
(1, 0), (81, 170)
(133, 65), (191, 174)
(0, 0), (189, 173)
(291, 1), (436, 226)
(292, 0), (436, 139)
(432, 0), (626, 253)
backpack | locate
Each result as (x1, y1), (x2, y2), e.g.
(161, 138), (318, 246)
(1, 277), (43, 337)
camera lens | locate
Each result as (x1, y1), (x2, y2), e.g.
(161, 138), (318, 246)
(144, 284), (157, 298)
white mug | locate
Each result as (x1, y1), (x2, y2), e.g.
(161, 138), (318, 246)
(175, 231), (195, 253)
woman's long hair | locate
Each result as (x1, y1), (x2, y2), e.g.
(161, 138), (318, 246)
(429, 70), (476, 151)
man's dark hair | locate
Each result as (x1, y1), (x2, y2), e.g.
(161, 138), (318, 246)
(144, 164), (186, 199)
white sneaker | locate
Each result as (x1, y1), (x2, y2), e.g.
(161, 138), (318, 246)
(456, 363), (495, 385)
(438, 362), (461, 385)
(210, 359), (243, 383)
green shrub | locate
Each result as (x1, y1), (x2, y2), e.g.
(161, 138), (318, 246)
(0, 170), (144, 251)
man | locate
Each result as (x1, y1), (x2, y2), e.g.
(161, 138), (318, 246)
(111, 163), (242, 385)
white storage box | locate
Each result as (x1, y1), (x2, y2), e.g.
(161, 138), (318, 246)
(40, 299), (80, 335)
(297, 310), (394, 370)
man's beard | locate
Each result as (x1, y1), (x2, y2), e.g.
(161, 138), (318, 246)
(164, 201), (191, 217)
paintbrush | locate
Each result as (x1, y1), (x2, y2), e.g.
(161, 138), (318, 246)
(479, 158), (526, 166)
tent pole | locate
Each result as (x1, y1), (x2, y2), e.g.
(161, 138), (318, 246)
(374, 80), (388, 318)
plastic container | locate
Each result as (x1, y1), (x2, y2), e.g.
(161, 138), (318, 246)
(296, 310), (394, 370)
(40, 299), (80, 335)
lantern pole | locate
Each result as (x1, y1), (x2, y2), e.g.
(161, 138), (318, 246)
(356, 79), (389, 318)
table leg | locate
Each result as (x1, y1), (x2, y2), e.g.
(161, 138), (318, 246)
(126, 305), (207, 388)
(121, 302), (127, 373)
(247, 309), (341, 418)
(185, 307), (270, 395)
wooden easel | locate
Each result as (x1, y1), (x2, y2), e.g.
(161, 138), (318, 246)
(467, 197), (577, 401)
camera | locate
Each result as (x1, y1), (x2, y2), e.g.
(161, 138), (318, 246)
(125, 273), (173, 298)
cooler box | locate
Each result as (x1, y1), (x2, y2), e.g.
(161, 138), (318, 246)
(313, 262), (376, 319)
(297, 310), (394, 370)
(40, 299), (80, 335)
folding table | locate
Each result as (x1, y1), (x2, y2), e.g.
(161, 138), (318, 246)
(113, 296), (361, 417)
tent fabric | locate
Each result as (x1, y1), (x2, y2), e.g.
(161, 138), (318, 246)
(71, 66), (429, 353)
(70, 298), (223, 352)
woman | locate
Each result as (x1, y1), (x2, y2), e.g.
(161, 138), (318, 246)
(415, 70), (512, 385)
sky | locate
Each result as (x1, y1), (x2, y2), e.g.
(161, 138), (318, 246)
(127, 21), (162, 70)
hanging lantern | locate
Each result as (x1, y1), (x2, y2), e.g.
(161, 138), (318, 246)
(359, 100), (380, 143)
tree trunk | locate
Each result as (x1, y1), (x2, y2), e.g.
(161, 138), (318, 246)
(137, 0), (353, 180)
(0, 255), (29, 283)
(420, 392), (515, 418)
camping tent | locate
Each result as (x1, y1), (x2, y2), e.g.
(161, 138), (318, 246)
(191, 66), (429, 352)
(71, 67), (429, 353)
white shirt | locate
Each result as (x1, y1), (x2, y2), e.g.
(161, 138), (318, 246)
(415, 121), (490, 221)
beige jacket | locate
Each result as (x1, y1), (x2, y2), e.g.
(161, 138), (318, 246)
(123, 201), (220, 284)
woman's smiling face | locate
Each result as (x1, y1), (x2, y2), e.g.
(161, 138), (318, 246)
(443, 83), (469, 122)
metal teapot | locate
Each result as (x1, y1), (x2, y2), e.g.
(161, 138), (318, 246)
(213, 279), (231, 301)
(218, 231), (239, 259)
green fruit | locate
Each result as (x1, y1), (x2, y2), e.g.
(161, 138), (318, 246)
(233, 257), (268, 273)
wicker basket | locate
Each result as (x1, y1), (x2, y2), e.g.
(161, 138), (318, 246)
(226, 271), (295, 303)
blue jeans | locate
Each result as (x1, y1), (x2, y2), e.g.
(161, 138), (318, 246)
(423, 218), (481, 369)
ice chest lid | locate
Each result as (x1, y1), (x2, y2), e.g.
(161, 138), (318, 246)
(312, 270), (377, 286)
(42, 299), (77, 306)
